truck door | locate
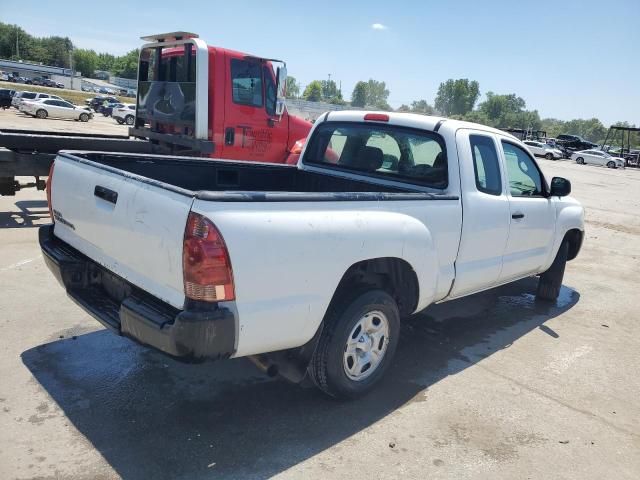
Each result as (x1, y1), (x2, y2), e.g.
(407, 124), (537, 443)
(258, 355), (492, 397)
(497, 139), (556, 281)
(220, 54), (288, 162)
(449, 130), (511, 297)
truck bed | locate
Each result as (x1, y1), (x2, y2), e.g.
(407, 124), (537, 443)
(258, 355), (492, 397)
(74, 151), (416, 196)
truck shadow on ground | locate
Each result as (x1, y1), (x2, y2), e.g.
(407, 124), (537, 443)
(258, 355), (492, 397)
(0, 200), (49, 228)
(22, 277), (579, 480)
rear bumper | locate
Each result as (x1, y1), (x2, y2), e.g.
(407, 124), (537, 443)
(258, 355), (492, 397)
(39, 225), (236, 362)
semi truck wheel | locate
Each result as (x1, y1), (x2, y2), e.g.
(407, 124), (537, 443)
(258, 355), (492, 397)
(309, 289), (400, 399)
(537, 240), (568, 301)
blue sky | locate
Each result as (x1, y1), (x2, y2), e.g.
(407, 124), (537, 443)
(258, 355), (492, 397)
(1, 0), (638, 125)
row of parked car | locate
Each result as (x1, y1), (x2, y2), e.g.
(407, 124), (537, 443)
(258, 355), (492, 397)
(0, 89), (94, 121)
(522, 137), (633, 169)
(1, 73), (65, 88)
(82, 84), (136, 97)
(84, 96), (136, 125)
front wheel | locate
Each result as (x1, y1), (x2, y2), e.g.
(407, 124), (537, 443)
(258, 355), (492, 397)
(607, 161), (616, 169)
(537, 241), (568, 301)
(79, 113), (89, 122)
(545, 153), (553, 160)
(309, 289), (400, 399)
(576, 157), (585, 165)
(125, 115), (134, 125)
(115, 118), (124, 124)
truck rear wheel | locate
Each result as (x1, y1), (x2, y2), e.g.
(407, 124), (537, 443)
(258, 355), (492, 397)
(309, 289), (400, 399)
(537, 240), (568, 301)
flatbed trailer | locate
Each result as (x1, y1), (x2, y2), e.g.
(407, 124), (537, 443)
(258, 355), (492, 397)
(0, 128), (154, 195)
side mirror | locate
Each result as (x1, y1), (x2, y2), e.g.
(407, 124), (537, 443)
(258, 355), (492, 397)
(550, 176), (571, 197)
(275, 65), (287, 117)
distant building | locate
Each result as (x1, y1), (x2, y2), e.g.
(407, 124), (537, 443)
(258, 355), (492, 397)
(0, 58), (82, 90)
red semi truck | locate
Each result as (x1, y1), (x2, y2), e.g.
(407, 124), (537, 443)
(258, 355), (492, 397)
(0, 31), (312, 195)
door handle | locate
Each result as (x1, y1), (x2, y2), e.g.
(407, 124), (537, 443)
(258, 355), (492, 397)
(224, 127), (235, 146)
(512, 213), (525, 219)
(94, 185), (118, 204)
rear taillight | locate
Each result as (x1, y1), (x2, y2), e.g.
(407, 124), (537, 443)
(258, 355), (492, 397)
(46, 161), (55, 221)
(183, 212), (235, 302)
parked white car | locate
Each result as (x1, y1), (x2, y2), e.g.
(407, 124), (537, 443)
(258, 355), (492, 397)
(43, 111), (585, 398)
(523, 140), (563, 160)
(15, 92), (64, 110)
(22, 99), (93, 122)
(112, 104), (136, 125)
(571, 149), (625, 168)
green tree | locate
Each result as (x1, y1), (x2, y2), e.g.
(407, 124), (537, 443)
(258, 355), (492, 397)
(303, 80), (323, 102)
(366, 79), (390, 109)
(328, 90), (346, 105)
(285, 76), (300, 98)
(96, 52), (116, 71)
(321, 79), (338, 101)
(351, 81), (368, 107)
(397, 104), (411, 112)
(73, 48), (98, 77)
(112, 49), (139, 79)
(478, 92), (526, 124)
(410, 99), (435, 115)
(434, 78), (480, 116)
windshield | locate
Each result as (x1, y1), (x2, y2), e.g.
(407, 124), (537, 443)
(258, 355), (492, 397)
(22, 92), (36, 99)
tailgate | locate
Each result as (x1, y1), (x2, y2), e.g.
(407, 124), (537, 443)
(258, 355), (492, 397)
(50, 154), (194, 309)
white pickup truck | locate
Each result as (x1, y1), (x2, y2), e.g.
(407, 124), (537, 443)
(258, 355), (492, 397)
(41, 111), (584, 398)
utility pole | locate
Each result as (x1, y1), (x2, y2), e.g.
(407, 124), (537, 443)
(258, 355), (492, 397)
(15, 25), (19, 59)
(69, 48), (74, 90)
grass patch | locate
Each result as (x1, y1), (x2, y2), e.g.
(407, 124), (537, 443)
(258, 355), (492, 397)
(0, 81), (131, 105)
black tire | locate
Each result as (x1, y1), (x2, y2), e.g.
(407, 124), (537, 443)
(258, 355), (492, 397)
(607, 161), (615, 169)
(537, 241), (568, 301)
(576, 157), (584, 165)
(79, 112), (89, 122)
(545, 153), (553, 160)
(36, 109), (47, 119)
(115, 118), (124, 125)
(125, 115), (134, 126)
(309, 289), (400, 399)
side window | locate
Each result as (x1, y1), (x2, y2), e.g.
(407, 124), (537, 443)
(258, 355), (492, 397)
(40, 94), (49, 99)
(60, 101), (73, 108)
(43, 100), (55, 105)
(264, 66), (276, 116)
(231, 59), (262, 107)
(501, 141), (545, 197)
(470, 134), (502, 195)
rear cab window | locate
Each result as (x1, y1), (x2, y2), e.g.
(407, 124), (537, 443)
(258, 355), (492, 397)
(303, 121), (448, 189)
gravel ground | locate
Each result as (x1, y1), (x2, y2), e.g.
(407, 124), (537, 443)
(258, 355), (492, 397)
(0, 112), (639, 479)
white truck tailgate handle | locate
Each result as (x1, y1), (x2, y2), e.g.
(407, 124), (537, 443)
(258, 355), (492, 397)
(94, 185), (119, 204)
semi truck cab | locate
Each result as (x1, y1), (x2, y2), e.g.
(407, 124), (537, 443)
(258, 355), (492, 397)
(131, 32), (312, 162)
